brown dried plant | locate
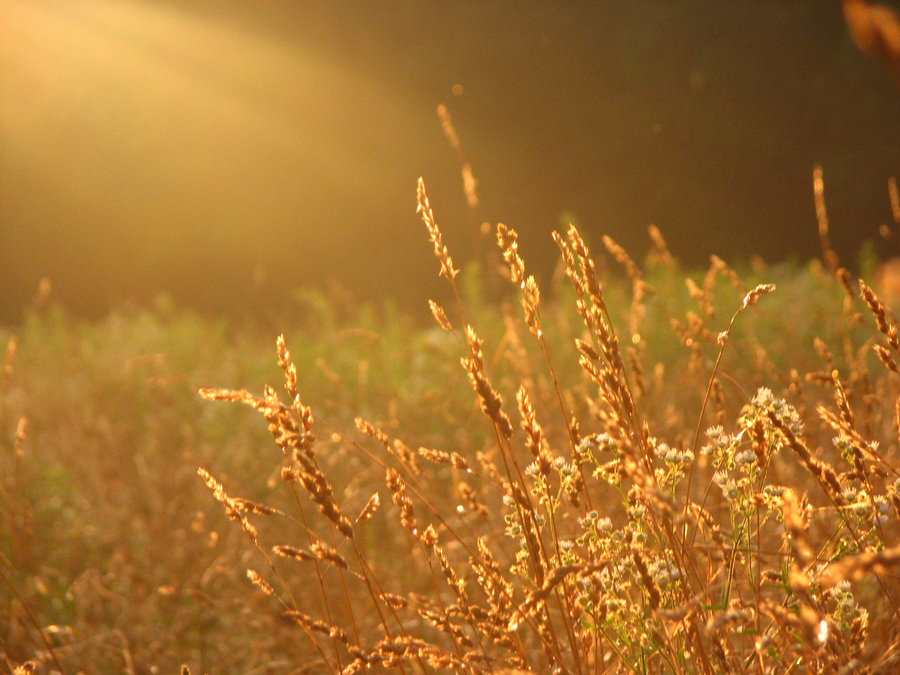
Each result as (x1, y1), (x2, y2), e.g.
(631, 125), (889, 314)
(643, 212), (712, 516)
(194, 181), (900, 674)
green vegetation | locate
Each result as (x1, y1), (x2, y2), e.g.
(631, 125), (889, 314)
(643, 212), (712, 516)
(3, 192), (900, 672)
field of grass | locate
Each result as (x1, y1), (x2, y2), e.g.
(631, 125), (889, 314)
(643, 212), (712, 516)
(3, 183), (900, 673)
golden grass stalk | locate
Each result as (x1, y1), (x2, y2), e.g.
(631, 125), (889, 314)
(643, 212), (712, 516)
(709, 255), (746, 293)
(416, 177), (460, 283)
(437, 104), (478, 211)
(780, 488), (814, 566)
(192, 180), (900, 673)
(889, 175), (899, 224)
(273, 544), (315, 561)
(767, 413), (844, 504)
(647, 224), (674, 268)
(813, 164), (840, 271)
(3, 335), (16, 380)
(461, 324), (514, 440)
(818, 543), (900, 587)
(355, 492), (381, 522)
(247, 568), (275, 596)
(686, 284), (776, 497)
(428, 299), (453, 332)
(860, 278), (900, 354)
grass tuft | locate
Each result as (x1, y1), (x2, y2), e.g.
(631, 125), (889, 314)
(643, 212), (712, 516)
(190, 182), (900, 673)
(3, 181), (900, 673)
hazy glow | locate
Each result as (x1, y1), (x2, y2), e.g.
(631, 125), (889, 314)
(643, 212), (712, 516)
(2, 0), (401, 191)
(0, 0), (424, 309)
(2, 1), (895, 319)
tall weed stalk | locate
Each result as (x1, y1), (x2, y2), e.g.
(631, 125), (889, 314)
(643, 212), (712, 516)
(198, 180), (900, 674)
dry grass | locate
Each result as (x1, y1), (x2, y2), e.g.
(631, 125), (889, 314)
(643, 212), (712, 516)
(3, 179), (900, 673)
(184, 180), (897, 673)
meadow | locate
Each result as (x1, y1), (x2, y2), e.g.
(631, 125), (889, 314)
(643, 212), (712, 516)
(3, 180), (900, 673)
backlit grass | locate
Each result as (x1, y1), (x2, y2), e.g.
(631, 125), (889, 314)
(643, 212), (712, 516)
(3, 185), (900, 672)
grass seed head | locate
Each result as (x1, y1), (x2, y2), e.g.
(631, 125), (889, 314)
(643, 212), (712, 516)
(417, 177), (460, 281)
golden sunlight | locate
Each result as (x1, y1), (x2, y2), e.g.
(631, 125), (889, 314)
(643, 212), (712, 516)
(0, 0), (426, 311)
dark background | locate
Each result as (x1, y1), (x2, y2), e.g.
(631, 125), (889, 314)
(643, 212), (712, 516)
(1, 0), (898, 322)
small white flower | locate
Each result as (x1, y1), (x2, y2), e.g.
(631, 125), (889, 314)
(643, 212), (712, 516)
(763, 484), (785, 497)
(735, 449), (757, 465)
(753, 387), (775, 409)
